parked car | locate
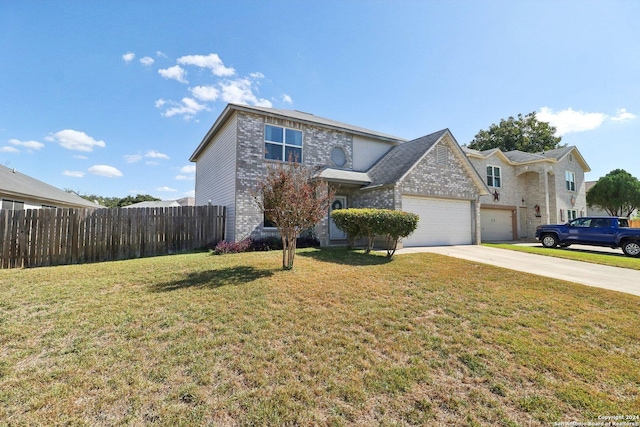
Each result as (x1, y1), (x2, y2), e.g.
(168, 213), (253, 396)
(535, 217), (640, 257)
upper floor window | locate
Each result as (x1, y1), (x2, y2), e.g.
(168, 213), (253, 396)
(486, 166), (501, 188)
(264, 124), (302, 163)
(565, 171), (576, 192)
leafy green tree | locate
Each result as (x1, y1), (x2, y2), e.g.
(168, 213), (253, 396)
(255, 162), (334, 270)
(468, 112), (564, 153)
(68, 191), (160, 208)
(587, 169), (640, 217)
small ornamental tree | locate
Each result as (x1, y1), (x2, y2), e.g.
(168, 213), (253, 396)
(587, 169), (640, 217)
(331, 208), (419, 258)
(255, 162), (334, 270)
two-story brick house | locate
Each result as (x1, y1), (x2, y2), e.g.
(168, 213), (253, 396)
(190, 103), (489, 247)
(463, 146), (591, 240)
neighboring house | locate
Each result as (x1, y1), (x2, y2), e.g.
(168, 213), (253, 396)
(190, 103), (489, 247)
(463, 146), (591, 240)
(123, 198), (195, 208)
(585, 181), (638, 218)
(0, 164), (100, 210)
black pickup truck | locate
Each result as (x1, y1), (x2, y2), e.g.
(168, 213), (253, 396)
(535, 217), (640, 257)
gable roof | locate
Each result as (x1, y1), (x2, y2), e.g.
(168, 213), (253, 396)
(367, 130), (447, 187)
(366, 129), (489, 195)
(0, 164), (100, 209)
(190, 103), (406, 162)
(464, 145), (591, 172)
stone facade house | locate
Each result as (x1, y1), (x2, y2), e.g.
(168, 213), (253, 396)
(463, 146), (591, 241)
(190, 103), (489, 247)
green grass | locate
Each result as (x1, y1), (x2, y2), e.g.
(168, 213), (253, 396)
(1, 248), (639, 426)
(485, 243), (640, 270)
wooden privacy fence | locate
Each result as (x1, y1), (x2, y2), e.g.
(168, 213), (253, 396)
(0, 205), (225, 269)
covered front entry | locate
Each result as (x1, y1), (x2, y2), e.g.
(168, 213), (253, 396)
(401, 196), (472, 246)
(480, 208), (515, 241)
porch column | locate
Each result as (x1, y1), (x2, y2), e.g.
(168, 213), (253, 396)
(543, 169), (551, 224)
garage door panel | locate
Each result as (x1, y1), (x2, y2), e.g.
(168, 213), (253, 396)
(481, 209), (513, 241)
(402, 196), (472, 247)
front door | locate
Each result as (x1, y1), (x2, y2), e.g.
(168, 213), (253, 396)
(329, 196), (347, 240)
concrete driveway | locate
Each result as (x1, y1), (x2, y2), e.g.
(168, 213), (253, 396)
(395, 244), (640, 297)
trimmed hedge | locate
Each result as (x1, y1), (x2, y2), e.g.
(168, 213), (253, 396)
(330, 208), (419, 257)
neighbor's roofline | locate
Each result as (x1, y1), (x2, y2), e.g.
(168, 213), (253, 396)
(464, 145), (591, 172)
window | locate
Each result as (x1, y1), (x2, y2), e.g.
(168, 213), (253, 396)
(331, 146), (347, 167)
(1, 199), (24, 210)
(486, 166), (501, 188)
(565, 171), (576, 191)
(264, 124), (302, 163)
(568, 209), (578, 221)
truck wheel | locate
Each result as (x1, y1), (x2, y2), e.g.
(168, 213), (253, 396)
(622, 241), (640, 257)
(541, 234), (558, 248)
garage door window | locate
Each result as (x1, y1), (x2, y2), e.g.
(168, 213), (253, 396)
(486, 166), (501, 188)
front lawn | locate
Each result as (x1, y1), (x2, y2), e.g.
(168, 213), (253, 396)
(1, 249), (638, 425)
(486, 243), (640, 270)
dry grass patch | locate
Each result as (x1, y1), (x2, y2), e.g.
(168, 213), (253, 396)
(0, 248), (639, 425)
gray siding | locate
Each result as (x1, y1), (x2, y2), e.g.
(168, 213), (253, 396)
(195, 113), (238, 241)
(352, 135), (394, 171)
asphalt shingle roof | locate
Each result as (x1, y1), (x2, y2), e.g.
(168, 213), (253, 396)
(0, 164), (99, 208)
(366, 129), (448, 187)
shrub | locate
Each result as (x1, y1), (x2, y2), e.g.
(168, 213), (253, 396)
(250, 236), (320, 252)
(331, 208), (419, 257)
(213, 238), (252, 255)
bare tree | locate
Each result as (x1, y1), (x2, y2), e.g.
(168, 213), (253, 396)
(255, 163), (334, 269)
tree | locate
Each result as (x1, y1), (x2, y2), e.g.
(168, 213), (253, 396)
(468, 112), (564, 153)
(69, 191), (161, 208)
(255, 162), (334, 270)
(587, 169), (640, 217)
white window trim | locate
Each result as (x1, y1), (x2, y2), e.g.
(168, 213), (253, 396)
(565, 171), (576, 192)
(486, 165), (501, 188)
(264, 124), (303, 163)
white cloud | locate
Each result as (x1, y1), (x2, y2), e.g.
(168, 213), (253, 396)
(140, 56), (155, 66)
(1, 146), (19, 153)
(156, 51), (168, 58)
(190, 85), (219, 102)
(88, 165), (122, 178)
(122, 52), (135, 63)
(145, 150), (169, 159)
(73, 155), (88, 160)
(156, 186), (178, 192)
(63, 170), (85, 178)
(155, 99), (167, 108)
(611, 108), (636, 122)
(180, 165), (196, 174)
(249, 72), (265, 79)
(145, 161), (160, 166)
(124, 153), (143, 163)
(220, 78), (272, 107)
(177, 53), (235, 77)
(46, 129), (106, 152)
(538, 107), (637, 135)
(8, 139), (44, 150)
(158, 65), (188, 83)
(184, 189), (196, 197)
(162, 97), (208, 119)
(282, 94), (293, 104)
(175, 175), (194, 181)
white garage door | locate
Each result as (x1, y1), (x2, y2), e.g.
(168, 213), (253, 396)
(481, 209), (513, 241)
(402, 196), (472, 246)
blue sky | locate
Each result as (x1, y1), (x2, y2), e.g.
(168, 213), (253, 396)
(1, 1), (639, 200)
